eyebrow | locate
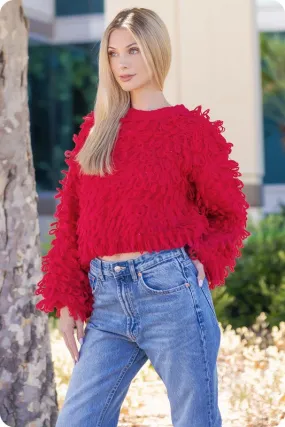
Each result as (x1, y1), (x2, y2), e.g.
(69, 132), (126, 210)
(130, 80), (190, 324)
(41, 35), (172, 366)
(108, 42), (138, 49)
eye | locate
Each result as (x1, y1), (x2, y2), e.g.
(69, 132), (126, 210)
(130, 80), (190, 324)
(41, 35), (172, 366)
(108, 48), (139, 57)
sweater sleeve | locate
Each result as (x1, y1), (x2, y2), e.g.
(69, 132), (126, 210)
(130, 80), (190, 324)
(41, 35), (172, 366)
(34, 112), (94, 321)
(185, 106), (251, 287)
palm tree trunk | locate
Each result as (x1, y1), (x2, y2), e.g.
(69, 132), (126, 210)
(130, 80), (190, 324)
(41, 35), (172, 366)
(0, 1), (58, 425)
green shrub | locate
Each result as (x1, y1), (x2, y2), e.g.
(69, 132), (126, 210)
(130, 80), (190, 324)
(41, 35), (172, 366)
(214, 205), (285, 329)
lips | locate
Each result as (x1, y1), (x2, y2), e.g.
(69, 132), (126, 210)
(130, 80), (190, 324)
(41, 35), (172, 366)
(119, 74), (135, 82)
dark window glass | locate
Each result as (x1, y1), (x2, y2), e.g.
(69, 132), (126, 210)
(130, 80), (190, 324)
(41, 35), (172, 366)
(263, 117), (285, 184)
(28, 42), (99, 191)
(56, 0), (104, 16)
(261, 32), (285, 184)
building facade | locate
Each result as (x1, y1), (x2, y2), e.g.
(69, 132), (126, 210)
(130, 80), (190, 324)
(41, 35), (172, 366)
(22, 0), (285, 240)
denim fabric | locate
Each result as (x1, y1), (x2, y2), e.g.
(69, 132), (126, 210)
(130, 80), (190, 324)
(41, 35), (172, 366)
(56, 246), (222, 427)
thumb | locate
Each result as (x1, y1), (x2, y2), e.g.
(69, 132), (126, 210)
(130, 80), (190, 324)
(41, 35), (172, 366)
(76, 319), (85, 346)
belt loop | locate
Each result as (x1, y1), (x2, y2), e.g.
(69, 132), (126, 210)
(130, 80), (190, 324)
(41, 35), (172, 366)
(98, 258), (104, 280)
(128, 259), (138, 281)
(180, 246), (188, 260)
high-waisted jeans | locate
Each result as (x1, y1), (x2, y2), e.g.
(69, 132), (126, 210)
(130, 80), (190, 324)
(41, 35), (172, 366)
(56, 246), (222, 427)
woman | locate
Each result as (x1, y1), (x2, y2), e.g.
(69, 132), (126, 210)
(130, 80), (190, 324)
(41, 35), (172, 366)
(35, 7), (250, 427)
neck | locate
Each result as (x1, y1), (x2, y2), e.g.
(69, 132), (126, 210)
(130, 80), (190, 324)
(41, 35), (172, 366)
(120, 103), (188, 123)
(130, 90), (170, 112)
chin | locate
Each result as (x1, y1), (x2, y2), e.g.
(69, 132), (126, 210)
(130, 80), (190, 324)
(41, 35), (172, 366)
(120, 82), (140, 91)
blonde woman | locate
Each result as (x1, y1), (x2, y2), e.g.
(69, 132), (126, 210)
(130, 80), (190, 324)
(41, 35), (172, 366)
(35, 7), (250, 427)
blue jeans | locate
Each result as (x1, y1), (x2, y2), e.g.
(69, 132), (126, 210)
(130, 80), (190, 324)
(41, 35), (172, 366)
(56, 246), (222, 427)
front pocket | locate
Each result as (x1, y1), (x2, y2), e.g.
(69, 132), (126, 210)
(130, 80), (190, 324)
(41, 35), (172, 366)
(137, 258), (189, 295)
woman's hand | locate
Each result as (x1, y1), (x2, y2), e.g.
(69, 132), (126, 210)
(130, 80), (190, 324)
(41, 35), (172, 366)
(59, 307), (85, 364)
(191, 259), (206, 287)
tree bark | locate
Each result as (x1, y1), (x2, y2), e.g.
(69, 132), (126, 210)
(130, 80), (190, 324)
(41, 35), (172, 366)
(0, 1), (58, 425)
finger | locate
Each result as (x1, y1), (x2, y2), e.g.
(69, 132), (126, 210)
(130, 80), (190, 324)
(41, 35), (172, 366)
(198, 278), (203, 287)
(62, 332), (76, 363)
(76, 320), (85, 346)
(197, 271), (205, 287)
(64, 330), (78, 363)
(66, 330), (79, 363)
(197, 265), (205, 278)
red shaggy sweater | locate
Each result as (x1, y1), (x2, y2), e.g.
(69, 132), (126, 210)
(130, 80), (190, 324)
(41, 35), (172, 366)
(34, 104), (250, 322)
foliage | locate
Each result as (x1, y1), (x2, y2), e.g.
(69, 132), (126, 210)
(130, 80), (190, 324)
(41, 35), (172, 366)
(28, 43), (99, 191)
(214, 206), (285, 329)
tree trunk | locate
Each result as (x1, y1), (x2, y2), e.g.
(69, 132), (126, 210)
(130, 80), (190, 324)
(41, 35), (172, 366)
(0, 1), (58, 425)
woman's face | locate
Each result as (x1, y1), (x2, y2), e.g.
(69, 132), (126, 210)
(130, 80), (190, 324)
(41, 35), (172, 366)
(108, 28), (152, 91)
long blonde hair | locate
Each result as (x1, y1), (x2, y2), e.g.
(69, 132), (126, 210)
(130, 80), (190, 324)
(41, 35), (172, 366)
(75, 7), (172, 176)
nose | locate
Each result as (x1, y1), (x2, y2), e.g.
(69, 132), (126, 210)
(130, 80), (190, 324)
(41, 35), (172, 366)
(118, 54), (130, 69)
(119, 64), (129, 71)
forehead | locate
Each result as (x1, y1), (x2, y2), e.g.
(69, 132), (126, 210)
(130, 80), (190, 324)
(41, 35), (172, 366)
(108, 28), (137, 48)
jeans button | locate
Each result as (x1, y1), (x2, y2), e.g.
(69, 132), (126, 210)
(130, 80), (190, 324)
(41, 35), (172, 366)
(114, 266), (121, 272)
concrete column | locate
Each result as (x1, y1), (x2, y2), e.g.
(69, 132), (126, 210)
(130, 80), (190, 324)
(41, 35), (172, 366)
(105, 0), (264, 217)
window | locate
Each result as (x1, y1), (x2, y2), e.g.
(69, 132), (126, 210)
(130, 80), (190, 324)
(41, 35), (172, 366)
(28, 42), (99, 191)
(56, 0), (104, 16)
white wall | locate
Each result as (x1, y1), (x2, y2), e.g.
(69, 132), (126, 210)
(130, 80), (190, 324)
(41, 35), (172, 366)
(22, 0), (55, 23)
(104, 0), (264, 214)
(256, 0), (285, 31)
(54, 14), (104, 44)
(22, 0), (285, 45)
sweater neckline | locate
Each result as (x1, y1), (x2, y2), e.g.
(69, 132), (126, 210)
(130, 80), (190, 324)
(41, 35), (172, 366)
(120, 103), (188, 122)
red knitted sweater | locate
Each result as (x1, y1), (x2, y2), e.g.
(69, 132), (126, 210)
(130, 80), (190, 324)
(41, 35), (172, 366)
(34, 104), (250, 321)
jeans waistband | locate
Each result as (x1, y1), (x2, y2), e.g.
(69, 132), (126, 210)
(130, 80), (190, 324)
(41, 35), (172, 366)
(89, 246), (190, 282)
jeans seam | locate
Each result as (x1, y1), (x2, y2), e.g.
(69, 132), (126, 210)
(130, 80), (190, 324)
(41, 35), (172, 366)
(201, 286), (218, 321)
(96, 346), (141, 427)
(187, 286), (215, 426)
(176, 256), (197, 285)
(126, 284), (141, 340)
